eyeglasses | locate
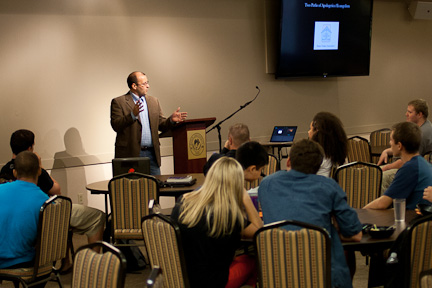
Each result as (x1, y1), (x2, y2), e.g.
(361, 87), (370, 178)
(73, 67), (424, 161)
(135, 81), (149, 87)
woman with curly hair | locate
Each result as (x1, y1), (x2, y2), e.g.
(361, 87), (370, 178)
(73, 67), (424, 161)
(308, 112), (348, 177)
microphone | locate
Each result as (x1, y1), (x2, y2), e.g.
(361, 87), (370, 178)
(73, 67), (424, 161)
(242, 86), (261, 107)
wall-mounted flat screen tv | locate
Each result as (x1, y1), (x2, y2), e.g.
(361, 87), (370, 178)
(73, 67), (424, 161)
(276, 0), (374, 78)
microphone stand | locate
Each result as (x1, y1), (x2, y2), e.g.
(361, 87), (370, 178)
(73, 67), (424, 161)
(206, 86), (261, 153)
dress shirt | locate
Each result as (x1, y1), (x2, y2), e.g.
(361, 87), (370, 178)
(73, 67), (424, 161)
(131, 92), (153, 147)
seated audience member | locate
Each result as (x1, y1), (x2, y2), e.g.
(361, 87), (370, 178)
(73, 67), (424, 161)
(203, 123), (250, 175)
(258, 139), (362, 288)
(0, 151), (49, 269)
(378, 99), (432, 192)
(236, 140), (269, 183)
(0, 129), (105, 272)
(172, 157), (257, 288)
(424, 186), (432, 202)
(364, 122), (432, 210)
(308, 111), (348, 177)
(235, 141), (268, 238)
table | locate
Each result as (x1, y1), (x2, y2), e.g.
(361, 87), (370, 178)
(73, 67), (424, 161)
(343, 208), (419, 287)
(86, 173), (205, 217)
(260, 142), (293, 162)
(344, 208), (418, 250)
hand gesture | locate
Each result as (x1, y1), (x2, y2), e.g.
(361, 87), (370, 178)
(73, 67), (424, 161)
(224, 140), (230, 150)
(133, 101), (144, 117)
(171, 107), (188, 123)
(377, 150), (389, 165)
(424, 186), (432, 202)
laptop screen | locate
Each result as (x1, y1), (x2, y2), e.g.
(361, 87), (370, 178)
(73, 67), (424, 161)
(270, 126), (297, 143)
(112, 157), (151, 177)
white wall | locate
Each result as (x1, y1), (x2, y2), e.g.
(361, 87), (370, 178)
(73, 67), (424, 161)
(1, 0), (431, 209)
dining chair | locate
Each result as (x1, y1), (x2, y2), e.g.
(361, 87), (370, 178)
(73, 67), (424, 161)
(0, 195), (72, 288)
(109, 172), (159, 246)
(254, 219), (331, 288)
(387, 214), (432, 288)
(370, 128), (392, 163)
(423, 151), (432, 164)
(141, 213), (190, 288)
(406, 214), (432, 288)
(71, 241), (127, 288)
(334, 161), (383, 208)
(420, 269), (432, 288)
(146, 266), (164, 288)
(245, 153), (279, 190)
(347, 136), (372, 163)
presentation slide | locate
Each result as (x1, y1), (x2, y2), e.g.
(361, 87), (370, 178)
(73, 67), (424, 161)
(314, 21), (340, 50)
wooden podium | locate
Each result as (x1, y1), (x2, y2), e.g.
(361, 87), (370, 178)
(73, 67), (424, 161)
(165, 118), (215, 174)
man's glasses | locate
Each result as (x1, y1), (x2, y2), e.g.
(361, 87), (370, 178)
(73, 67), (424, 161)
(136, 81), (149, 87)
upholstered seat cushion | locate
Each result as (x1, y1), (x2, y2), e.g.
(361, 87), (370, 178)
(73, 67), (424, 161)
(0, 263), (53, 282)
(114, 229), (143, 239)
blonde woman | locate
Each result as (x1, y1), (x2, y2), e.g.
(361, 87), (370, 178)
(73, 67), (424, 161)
(171, 157), (257, 288)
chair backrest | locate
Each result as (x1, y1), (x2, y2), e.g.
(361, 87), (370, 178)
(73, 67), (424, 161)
(72, 241), (127, 288)
(245, 154), (279, 190)
(423, 151), (432, 164)
(36, 195), (72, 274)
(109, 172), (159, 242)
(329, 163), (338, 179)
(254, 220), (331, 288)
(370, 128), (391, 147)
(147, 266), (164, 288)
(0, 196), (71, 286)
(370, 128), (392, 163)
(142, 214), (189, 288)
(420, 269), (432, 288)
(347, 136), (371, 163)
(408, 216), (432, 288)
(335, 161), (382, 208)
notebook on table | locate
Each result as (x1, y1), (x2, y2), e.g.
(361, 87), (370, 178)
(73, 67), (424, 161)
(269, 126), (297, 143)
(162, 175), (197, 187)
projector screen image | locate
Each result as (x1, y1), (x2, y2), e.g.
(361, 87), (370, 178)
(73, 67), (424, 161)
(276, 0), (373, 78)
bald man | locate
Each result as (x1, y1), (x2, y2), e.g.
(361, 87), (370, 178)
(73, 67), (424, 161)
(111, 71), (187, 175)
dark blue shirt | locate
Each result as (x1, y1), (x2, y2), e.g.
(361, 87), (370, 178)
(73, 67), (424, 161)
(384, 155), (432, 209)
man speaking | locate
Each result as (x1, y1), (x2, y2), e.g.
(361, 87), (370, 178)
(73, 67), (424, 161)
(111, 71), (187, 175)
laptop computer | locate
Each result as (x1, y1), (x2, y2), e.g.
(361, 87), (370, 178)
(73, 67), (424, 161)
(112, 157), (151, 177)
(270, 126), (297, 143)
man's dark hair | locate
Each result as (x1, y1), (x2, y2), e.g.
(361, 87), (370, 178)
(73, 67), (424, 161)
(289, 139), (324, 174)
(127, 71), (146, 89)
(392, 122), (421, 154)
(14, 151), (40, 179)
(10, 129), (35, 155)
(235, 141), (269, 170)
(408, 99), (428, 119)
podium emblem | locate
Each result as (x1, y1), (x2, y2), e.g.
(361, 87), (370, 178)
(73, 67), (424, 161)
(187, 130), (206, 159)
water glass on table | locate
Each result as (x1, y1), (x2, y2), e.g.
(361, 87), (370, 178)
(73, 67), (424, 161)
(393, 198), (406, 222)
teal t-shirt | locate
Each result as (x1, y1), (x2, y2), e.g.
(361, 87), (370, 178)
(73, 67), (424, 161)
(0, 180), (49, 268)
